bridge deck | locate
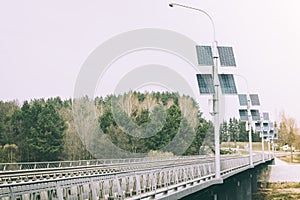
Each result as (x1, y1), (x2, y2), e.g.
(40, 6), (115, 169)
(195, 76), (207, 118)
(0, 154), (273, 200)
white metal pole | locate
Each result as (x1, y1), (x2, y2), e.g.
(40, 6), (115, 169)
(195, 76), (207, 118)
(271, 136), (274, 158)
(268, 129), (271, 160)
(169, 2), (221, 179)
(247, 95), (253, 166)
(212, 41), (221, 179)
(234, 74), (253, 167)
(260, 114), (265, 162)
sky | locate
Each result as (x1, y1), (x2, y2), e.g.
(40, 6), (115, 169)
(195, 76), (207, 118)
(1, 0), (300, 124)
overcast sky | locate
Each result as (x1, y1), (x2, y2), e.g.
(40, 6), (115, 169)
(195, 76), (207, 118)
(1, 0), (300, 124)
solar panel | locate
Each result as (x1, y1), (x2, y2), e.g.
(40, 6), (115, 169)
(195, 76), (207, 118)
(255, 122), (261, 131)
(218, 74), (237, 94)
(196, 46), (214, 66)
(250, 94), (260, 106)
(263, 122), (270, 131)
(271, 129), (276, 138)
(238, 94), (248, 106)
(269, 122), (274, 129)
(217, 46), (236, 67)
(250, 109), (260, 121)
(239, 109), (248, 121)
(263, 112), (270, 121)
(196, 74), (215, 94)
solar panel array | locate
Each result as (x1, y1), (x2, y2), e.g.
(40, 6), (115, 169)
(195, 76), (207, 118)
(254, 122), (269, 133)
(250, 94), (260, 106)
(195, 46), (214, 66)
(255, 122), (261, 131)
(254, 121), (277, 139)
(262, 122), (277, 138)
(196, 74), (215, 94)
(195, 44), (278, 139)
(239, 109), (248, 121)
(263, 122), (270, 131)
(250, 110), (260, 121)
(218, 74), (237, 94)
(217, 46), (236, 67)
(238, 94), (248, 106)
(263, 131), (269, 136)
(263, 112), (270, 121)
(196, 73), (238, 95)
(196, 46), (237, 67)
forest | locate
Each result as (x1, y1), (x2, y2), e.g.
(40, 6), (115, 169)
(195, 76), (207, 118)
(0, 92), (256, 163)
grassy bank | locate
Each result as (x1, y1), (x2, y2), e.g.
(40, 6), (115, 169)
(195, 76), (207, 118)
(279, 154), (300, 164)
(253, 182), (300, 200)
(221, 142), (269, 151)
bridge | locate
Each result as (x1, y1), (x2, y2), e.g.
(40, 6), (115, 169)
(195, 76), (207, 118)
(0, 153), (273, 200)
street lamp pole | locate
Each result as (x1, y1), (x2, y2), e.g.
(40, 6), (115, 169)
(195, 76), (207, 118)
(271, 135), (275, 157)
(234, 74), (253, 167)
(169, 3), (221, 179)
(247, 94), (254, 166)
(260, 114), (265, 162)
(268, 127), (271, 159)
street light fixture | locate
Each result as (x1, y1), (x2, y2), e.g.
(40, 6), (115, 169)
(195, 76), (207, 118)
(169, 3), (216, 42)
(248, 95), (265, 162)
(235, 74), (254, 167)
(169, 2), (221, 179)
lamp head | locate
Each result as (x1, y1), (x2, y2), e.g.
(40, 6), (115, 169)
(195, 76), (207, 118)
(169, 3), (174, 7)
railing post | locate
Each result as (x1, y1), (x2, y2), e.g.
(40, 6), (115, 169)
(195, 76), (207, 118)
(175, 169), (179, 184)
(156, 171), (161, 188)
(146, 174), (151, 192)
(125, 177), (131, 197)
(108, 179), (114, 200)
(56, 184), (63, 200)
(116, 177), (122, 199)
(151, 173), (156, 191)
(132, 176), (137, 195)
(140, 174), (145, 193)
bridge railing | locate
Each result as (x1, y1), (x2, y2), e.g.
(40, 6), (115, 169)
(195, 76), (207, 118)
(0, 154), (274, 199)
(0, 155), (209, 172)
(0, 153), (273, 172)
(54, 155), (265, 199)
(221, 155), (249, 172)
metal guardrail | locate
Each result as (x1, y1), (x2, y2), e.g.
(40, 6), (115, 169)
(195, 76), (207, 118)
(0, 155), (217, 185)
(0, 155), (207, 171)
(0, 154), (273, 200)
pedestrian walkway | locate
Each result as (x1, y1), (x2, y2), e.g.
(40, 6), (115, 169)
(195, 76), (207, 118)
(274, 157), (289, 165)
(268, 157), (300, 182)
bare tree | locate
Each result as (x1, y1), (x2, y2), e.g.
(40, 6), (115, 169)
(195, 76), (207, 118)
(278, 112), (300, 162)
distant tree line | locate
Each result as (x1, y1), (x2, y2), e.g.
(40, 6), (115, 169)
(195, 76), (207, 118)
(0, 92), (269, 163)
(0, 98), (68, 162)
(0, 92), (219, 162)
(220, 117), (261, 145)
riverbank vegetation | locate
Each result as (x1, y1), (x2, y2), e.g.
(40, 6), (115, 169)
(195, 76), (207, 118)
(253, 182), (300, 199)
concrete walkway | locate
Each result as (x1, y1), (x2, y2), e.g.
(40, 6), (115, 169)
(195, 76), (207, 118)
(268, 157), (300, 182)
(274, 157), (289, 165)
